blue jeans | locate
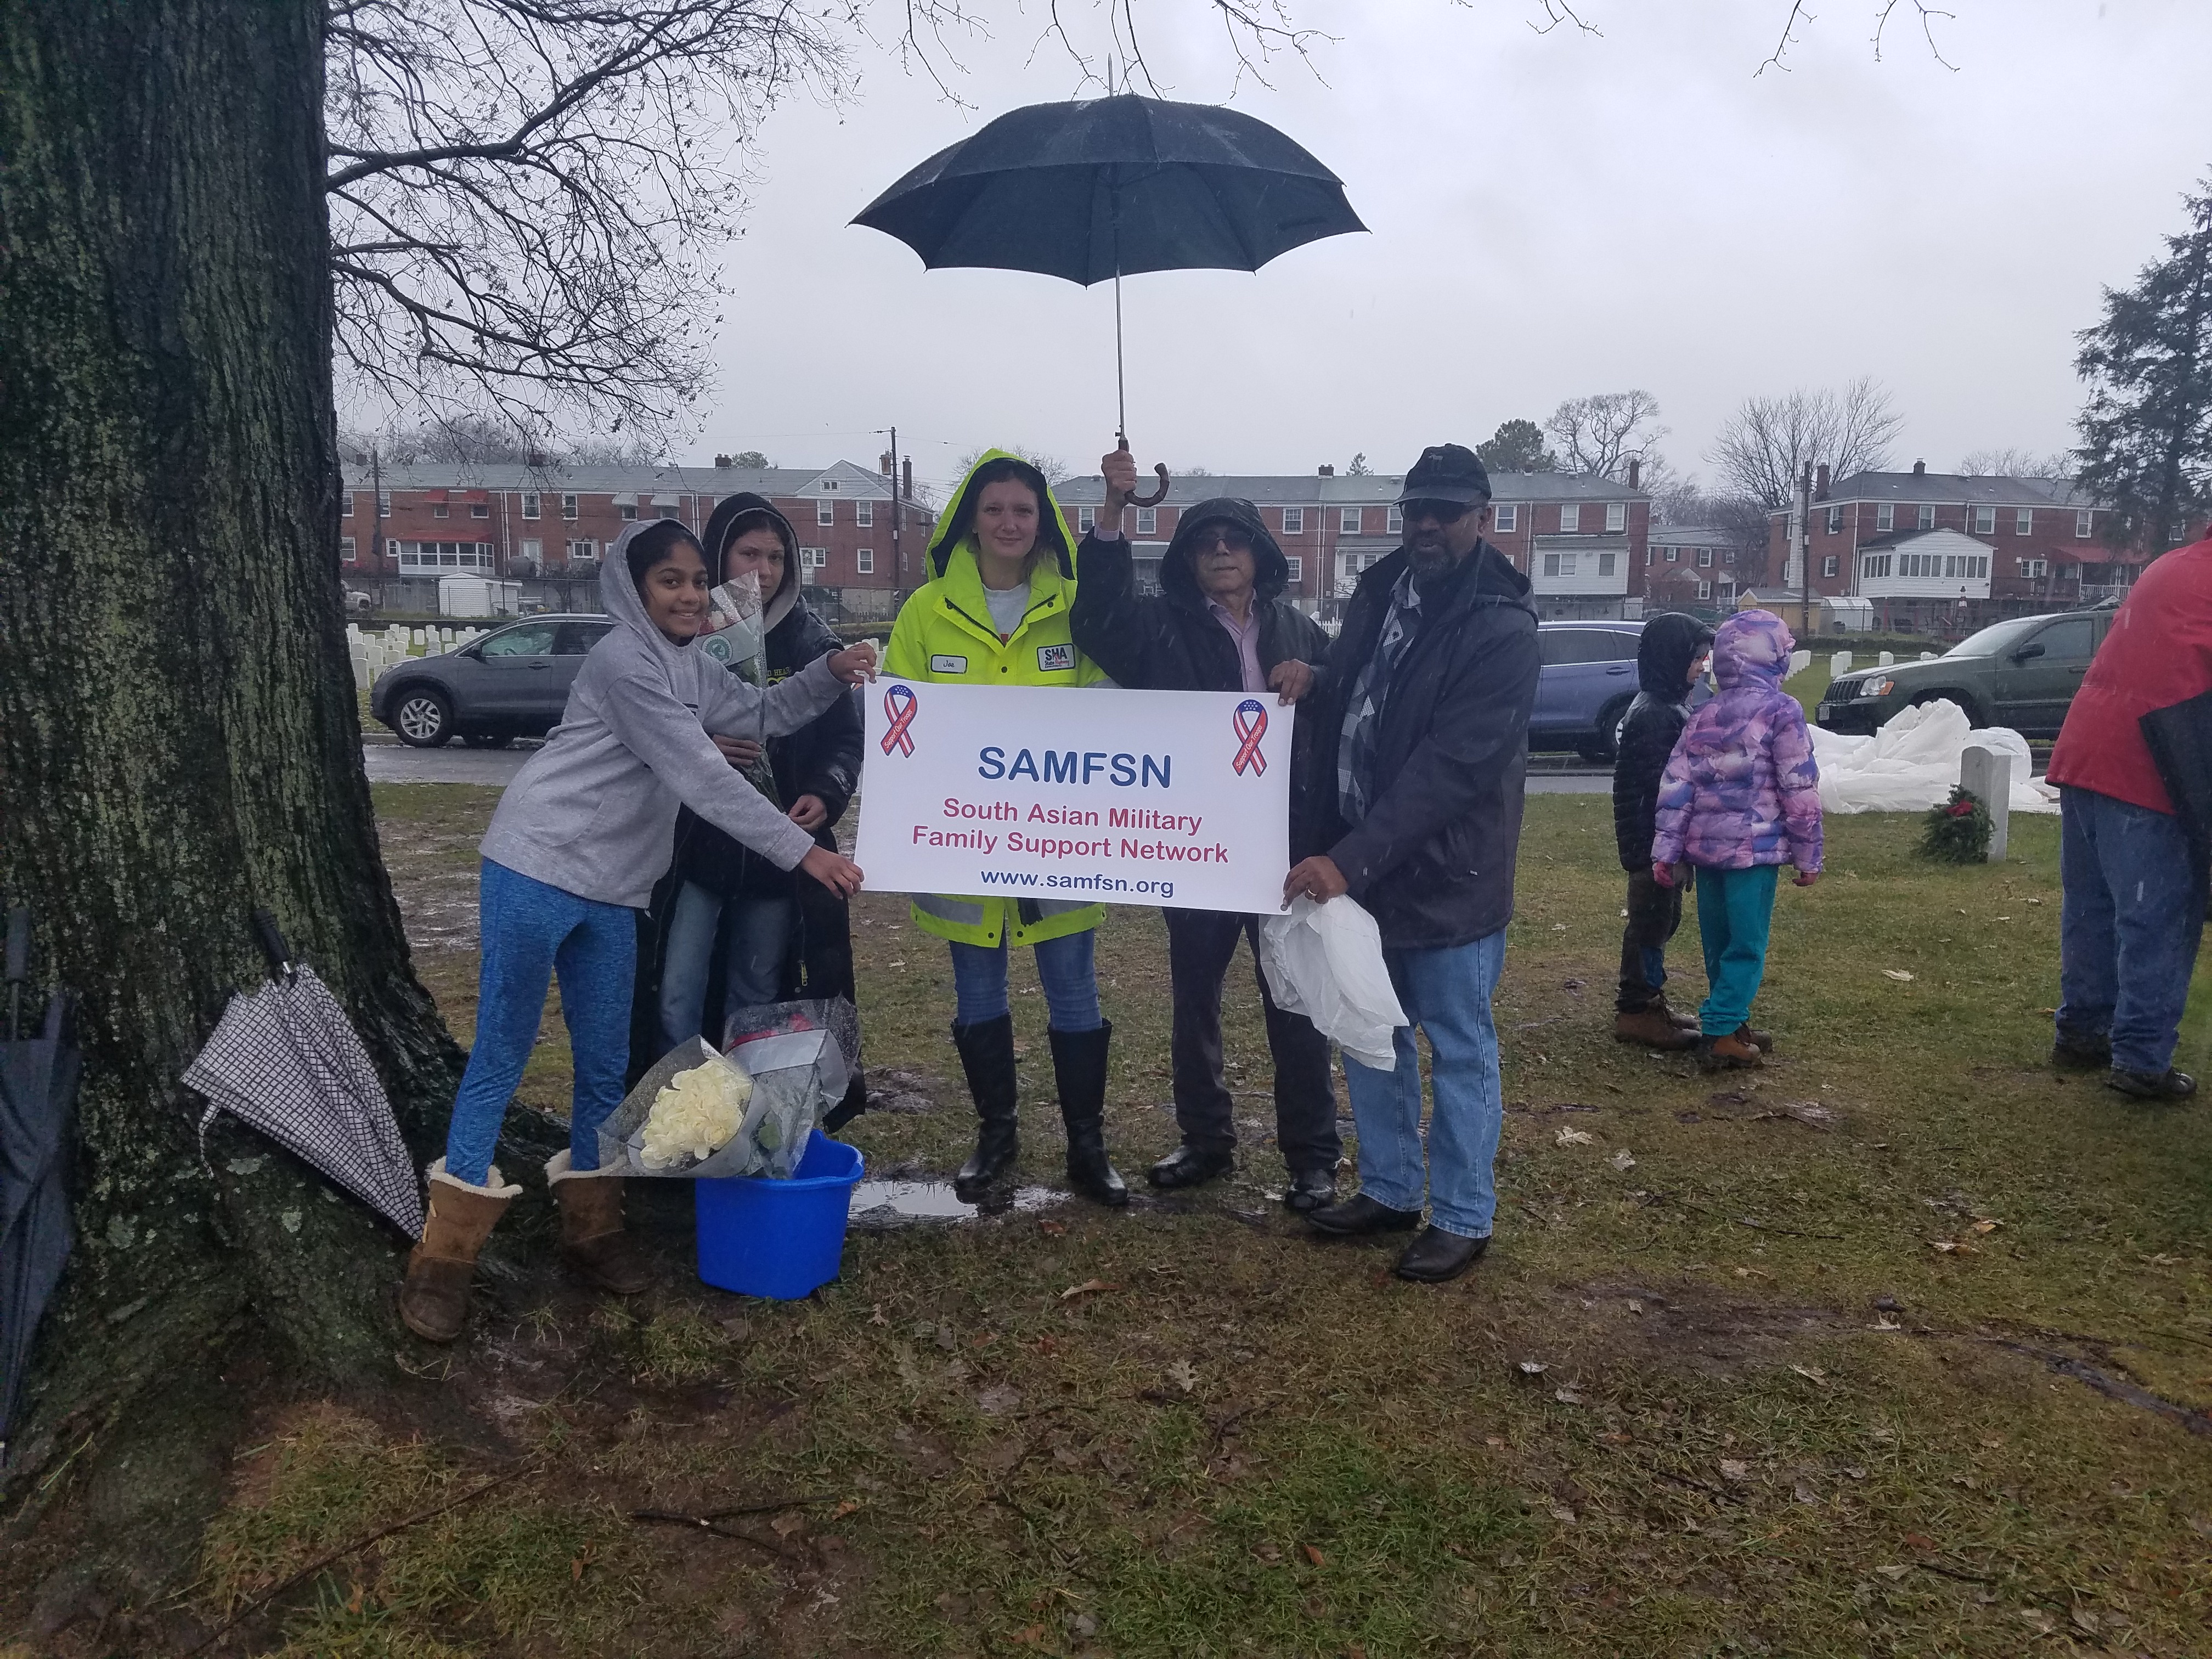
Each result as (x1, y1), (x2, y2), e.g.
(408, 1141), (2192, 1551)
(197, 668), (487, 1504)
(948, 930), (1102, 1031)
(445, 860), (636, 1186)
(2058, 786), (2208, 1075)
(1341, 930), (1507, 1240)
(1694, 864), (1780, 1036)
(658, 881), (793, 1054)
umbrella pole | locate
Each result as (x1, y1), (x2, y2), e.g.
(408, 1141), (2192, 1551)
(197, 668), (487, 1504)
(1114, 267), (1126, 448)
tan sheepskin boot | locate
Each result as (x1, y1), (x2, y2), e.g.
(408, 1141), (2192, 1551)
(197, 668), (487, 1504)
(545, 1150), (655, 1295)
(399, 1160), (520, 1343)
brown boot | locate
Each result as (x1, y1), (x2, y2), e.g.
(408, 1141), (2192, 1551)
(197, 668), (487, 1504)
(1615, 1007), (1697, 1051)
(1697, 1032), (1765, 1072)
(1654, 995), (1700, 1032)
(400, 1160), (520, 1343)
(547, 1150), (655, 1295)
(1734, 1023), (1775, 1054)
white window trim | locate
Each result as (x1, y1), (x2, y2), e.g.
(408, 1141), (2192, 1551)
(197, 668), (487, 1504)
(855, 548), (874, 574)
(1385, 506), (1403, 534)
(2015, 508), (2033, 535)
(1339, 507), (1361, 534)
(2075, 510), (2094, 539)
(561, 493), (579, 520)
(1282, 506), (1305, 534)
(1135, 506), (1158, 534)
(522, 492), (540, 520)
(1493, 504), (1517, 532)
(1559, 504), (1581, 533)
(1284, 556), (1302, 582)
(815, 501), (835, 526)
(340, 536), (357, 561)
(1972, 506), (1997, 535)
(856, 501), (874, 527)
(1606, 502), (1628, 533)
(1077, 508), (1096, 532)
(1876, 503), (1894, 532)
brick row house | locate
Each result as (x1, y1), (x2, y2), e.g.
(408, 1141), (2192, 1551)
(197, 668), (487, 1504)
(1760, 463), (2147, 634)
(338, 455), (935, 618)
(1049, 465), (1653, 621)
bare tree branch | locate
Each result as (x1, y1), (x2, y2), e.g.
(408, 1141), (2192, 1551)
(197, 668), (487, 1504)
(1544, 389), (1666, 482)
(1872, 0), (1957, 68)
(1707, 377), (1904, 509)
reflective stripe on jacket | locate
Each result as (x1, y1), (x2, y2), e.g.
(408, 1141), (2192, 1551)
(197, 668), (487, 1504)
(883, 449), (1111, 947)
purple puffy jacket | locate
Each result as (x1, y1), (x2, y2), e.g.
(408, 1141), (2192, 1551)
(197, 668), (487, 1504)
(1649, 610), (1823, 872)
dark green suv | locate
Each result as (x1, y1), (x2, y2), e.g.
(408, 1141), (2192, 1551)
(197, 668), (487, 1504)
(1815, 609), (2113, 738)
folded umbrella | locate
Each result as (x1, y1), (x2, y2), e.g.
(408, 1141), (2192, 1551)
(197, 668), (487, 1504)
(0, 907), (78, 1458)
(855, 92), (1365, 460)
(183, 912), (422, 1238)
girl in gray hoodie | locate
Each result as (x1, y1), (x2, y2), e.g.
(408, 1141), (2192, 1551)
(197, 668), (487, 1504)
(399, 517), (877, 1344)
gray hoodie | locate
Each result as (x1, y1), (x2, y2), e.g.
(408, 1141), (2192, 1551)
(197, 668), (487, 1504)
(478, 518), (845, 908)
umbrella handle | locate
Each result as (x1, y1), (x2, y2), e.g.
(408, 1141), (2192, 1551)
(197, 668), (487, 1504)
(1130, 463), (1170, 510)
(252, 908), (295, 983)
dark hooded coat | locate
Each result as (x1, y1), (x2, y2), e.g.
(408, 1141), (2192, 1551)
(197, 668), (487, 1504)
(1303, 541), (1541, 950)
(1611, 613), (1716, 872)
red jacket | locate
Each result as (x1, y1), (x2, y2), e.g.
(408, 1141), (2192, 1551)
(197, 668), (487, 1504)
(2047, 536), (2212, 815)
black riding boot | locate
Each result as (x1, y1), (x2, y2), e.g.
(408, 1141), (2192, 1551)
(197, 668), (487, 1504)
(1049, 1022), (1128, 1207)
(952, 1015), (1020, 1199)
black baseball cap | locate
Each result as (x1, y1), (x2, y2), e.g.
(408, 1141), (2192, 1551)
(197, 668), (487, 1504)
(1393, 443), (1492, 507)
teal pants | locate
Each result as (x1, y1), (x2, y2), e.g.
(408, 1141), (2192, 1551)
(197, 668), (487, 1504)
(1693, 864), (1780, 1037)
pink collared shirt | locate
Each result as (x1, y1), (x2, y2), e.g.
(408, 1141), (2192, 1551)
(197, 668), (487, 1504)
(1207, 597), (1266, 693)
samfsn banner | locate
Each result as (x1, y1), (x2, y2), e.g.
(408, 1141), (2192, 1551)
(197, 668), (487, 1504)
(857, 681), (1293, 914)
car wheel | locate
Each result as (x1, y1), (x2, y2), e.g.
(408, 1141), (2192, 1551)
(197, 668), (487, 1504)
(392, 687), (454, 747)
(461, 732), (514, 749)
(1579, 695), (1635, 765)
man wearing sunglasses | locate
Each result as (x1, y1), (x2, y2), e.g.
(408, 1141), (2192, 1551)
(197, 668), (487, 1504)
(1070, 448), (1342, 1210)
(1283, 443), (1541, 1283)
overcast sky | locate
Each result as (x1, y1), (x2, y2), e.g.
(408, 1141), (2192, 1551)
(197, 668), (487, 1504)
(692, 0), (2212, 498)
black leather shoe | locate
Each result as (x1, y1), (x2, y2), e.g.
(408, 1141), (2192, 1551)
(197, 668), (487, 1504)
(1306, 1193), (1423, 1237)
(1148, 1143), (1234, 1189)
(1284, 1167), (1337, 1212)
(2107, 1066), (2197, 1101)
(2051, 1031), (2112, 1071)
(1394, 1224), (1489, 1283)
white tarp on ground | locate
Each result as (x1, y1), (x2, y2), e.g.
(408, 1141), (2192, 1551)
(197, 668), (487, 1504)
(1808, 699), (2060, 815)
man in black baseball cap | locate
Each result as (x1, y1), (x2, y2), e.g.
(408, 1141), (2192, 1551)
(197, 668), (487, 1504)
(1283, 441), (1541, 1282)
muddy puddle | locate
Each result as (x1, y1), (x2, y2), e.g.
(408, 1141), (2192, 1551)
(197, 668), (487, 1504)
(848, 1179), (1067, 1227)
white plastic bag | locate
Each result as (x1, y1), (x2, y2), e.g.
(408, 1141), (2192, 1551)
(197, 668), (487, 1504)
(1259, 896), (1408, 1071)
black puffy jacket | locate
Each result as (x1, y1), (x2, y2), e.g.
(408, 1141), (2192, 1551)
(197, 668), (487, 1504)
(1610, 612), (1716, 872)
(1303, 542), (1541, 950)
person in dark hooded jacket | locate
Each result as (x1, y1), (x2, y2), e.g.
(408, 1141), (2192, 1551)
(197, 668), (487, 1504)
(1609, 613), (1714, 1050)
(640, 493), (866, 1077)
(1071, 448), (1341, 1209)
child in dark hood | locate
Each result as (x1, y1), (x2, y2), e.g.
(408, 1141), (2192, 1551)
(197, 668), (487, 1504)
(1610, 613), (1714, 1050)
(399, 519), (878, 1346)
(1650, 610), (1822, 1072)
(646, 494), (866, 1077)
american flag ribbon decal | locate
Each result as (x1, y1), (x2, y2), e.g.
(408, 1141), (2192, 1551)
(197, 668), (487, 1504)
(1231, 698), (1268, 776)
(881, 683), (918, 757)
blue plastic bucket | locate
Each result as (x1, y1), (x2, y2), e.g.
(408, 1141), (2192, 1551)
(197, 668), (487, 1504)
(693, 1131), (865, 1300)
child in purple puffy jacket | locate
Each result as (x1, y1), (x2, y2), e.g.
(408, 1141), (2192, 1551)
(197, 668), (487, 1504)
(1649, 610), (1822, 1071)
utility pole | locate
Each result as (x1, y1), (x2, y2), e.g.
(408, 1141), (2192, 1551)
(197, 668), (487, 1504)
(1797, 459), (1814, 641)
(370, 445), (385, 579)
(889, 425), (902, 594)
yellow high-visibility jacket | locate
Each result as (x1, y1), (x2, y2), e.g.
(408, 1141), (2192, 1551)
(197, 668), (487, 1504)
(884, 450), (1112, 948)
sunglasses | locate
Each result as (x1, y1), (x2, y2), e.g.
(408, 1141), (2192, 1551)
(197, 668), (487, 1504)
(1192, 527), (1255, 553)
(1400, 499), (1476, 526)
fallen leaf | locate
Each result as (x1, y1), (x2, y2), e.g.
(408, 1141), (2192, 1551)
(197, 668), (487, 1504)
(1792, 1481), (1819, 1505)
(832, 1499), (861, 1519)
(1599, 1429), (1633, 1445)
(2017, 1609), (2056, 1635)
(1516, 1360), (1549, 1378)
(1719, 1459), (1751, 1481)
(1609, 1149), (1637, 1171)
(1872, 1314), (1903, 1332)
(976, 1383), (1022, 1415)
(1554, 1387), (1585, 1406)
(1931, 1240), (1979, 1255)
(1010, 1624), (1047, 1646)
(1555, 1128), (1595, 1147)
(1970, 1218), (2002, 1233)
(1068, 1611), (1099, 1638)
(1060, 1279), (1122, 1301)
(2070, 1606), (2101, 1634)
(1903, 1531), (1936, 1551)
(1550, 1505), (1578, 1523)
(770, 1512), (806, 1539)
(867, 1304), (888, 1327)
(1627, 1298), (1645, 1314)
(1874, 1564), (1909, 1581)
(1166, 1358), (1199, 1393)
(1788, 1364), (1827, 1385)
(1253, 1542), (1283, 1565)
(1301, 1543), (1327, 1567)
(1882, 969), (1916, 982)
(1037, 1218), (1068, 1237)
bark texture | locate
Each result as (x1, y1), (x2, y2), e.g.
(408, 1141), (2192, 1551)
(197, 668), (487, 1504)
(0, 0), (461, 1499)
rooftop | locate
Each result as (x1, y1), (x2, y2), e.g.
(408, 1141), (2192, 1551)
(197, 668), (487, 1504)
(1823, 469), (2086, 507)
(337, 459), (900, 497)
(1049, 469), (1646, 506)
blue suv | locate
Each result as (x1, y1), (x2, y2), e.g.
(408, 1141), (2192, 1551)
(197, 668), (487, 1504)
(1530, 621), (1647, 762)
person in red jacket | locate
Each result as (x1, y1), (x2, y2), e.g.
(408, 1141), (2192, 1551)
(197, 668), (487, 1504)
(2045, 531), (2212, 1099)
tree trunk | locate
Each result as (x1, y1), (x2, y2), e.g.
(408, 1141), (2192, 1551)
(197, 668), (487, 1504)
(0, 0), (459, 1508)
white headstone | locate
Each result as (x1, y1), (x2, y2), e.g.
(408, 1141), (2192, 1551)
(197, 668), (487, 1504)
(1877, 651), (1895, 667)
(1920, 651), (1937, 661)
(1960, 743), (2012, 862)
(411, 627), (425, 646)
(1830, 651), (1854, 678)
(1786, 648), (1813, 680)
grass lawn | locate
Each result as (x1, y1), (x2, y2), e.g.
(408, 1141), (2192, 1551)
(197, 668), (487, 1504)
(183, 788), (2211, 1657)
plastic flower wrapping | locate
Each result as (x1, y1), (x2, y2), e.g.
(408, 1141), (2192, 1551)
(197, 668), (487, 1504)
(638, 1061), (753, 1171)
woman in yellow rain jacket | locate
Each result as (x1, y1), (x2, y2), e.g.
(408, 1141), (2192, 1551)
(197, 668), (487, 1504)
(884, 451), (1126, 1206)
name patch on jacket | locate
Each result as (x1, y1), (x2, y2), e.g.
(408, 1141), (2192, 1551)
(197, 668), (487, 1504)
(1036, 644), (1075, 673)
(930, 654), (968, 674)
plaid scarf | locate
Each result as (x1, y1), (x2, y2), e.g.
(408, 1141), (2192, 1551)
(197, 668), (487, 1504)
(1337, 566), (1423, 823)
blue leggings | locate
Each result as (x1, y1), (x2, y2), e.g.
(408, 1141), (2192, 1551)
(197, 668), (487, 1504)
(1693, 863), (1780, 1036)
(444, 860), (636, 1185)
(948, 930), (1101, 1031)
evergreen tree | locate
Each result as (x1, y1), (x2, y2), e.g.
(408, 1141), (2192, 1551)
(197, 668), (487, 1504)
(1477, 419), (1557, 475)
(2075, 178), (2212, 555)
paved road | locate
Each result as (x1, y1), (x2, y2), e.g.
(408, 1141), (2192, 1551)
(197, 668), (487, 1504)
(364, 742), (1614, 792)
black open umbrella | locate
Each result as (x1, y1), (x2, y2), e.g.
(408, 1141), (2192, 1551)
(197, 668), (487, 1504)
(854, 93), (1365, 479)
(0, 906), (79, 1460)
